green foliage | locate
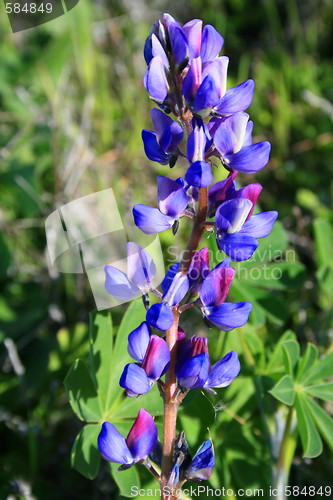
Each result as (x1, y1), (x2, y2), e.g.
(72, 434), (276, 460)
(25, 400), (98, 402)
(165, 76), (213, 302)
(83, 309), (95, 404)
(64, 301), (162, 493)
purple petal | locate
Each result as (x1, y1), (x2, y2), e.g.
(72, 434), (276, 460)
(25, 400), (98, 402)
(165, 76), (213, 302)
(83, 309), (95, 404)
(169, 120), (184, 150)
(243, 120), (253, 146)
(157, 176), (188, 217)
(142, 130), (170, 164)
(176, 352), (210, 389)
(205, 351), (240, 388)
(141, 335), (170, 379)
(105, 265), (140, 301)
(126, 409), (158, 461)
(214, 79), (255, 114)
(151, 34), (169, 68)
(236, 183), (262, 219)
(144, 35), (153, 65)
(182, 57), (202, 102)
(162, 271), (189, 306)
(143, 56), (169, 102)
(203, 302), (252, 330)
(216, 198), (252, 233)
(192, 75), (220, 117)
(214, 112), (249, 155)
(225, 141), (271, 174)
(240, 211), (278, 238)
(200, 264), (235, 307)
(188, 247), (210, 293)
(128, 322), (151, 362)
(127, 242), (156, 290)
(119, 363), (152, 396)
(182, 19), (202, 59)
(98, 422), (134, 464)
(217, 232), (258, 261)
(133, 205), (175, 234)
(187, 121), (207, 162)
(150, 108), (172, 151)
(146, 302), (174, 330)
(201, 25), (224, 62)
(161, 263), (180, 295)
(185, 161), (213, 188)
(185, 440), (214, 480)
(208, 172), (238, 215)
(169, 24), (188, 65)
(202, 56), (228, 99)
(162, 13), (181, 28)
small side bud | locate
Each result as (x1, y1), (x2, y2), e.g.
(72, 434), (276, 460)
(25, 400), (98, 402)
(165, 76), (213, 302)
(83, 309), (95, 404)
(172, 219), (180, 235)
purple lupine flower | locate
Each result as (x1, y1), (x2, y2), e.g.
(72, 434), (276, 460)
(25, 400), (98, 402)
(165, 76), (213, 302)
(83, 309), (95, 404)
(98, 408), (158, 467)
(185, 118), (213, 187)
(120, 322), (170, 396)
(188, 247), (210, 295)
(105, 242), (156, 302)
(216, 196), (278, 261)
(176, 335), (240, 392)
(142, 109), (184, 166)
(133, 176), (189, 234)
(143, 55), (169, 103)
(145, 264), (189, 330)
(199, 260), (252, 329)
(208, 171), (238, 217)
(210, 112), (271, 174)
(185, 439), (215, 481)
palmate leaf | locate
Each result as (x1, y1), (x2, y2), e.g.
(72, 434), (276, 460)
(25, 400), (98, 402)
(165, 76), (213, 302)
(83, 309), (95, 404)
(304, 394), (333, 453)
(71, 424), (101, 480)
(269, 375), (295, 406)
(282, 340), (300, 376)
(294, 392), (323, 458)
(296, 343), (318, 382)
(303, 383), (333, 403)
(109, 463), (140, 498)
(301, 351), (333, 384)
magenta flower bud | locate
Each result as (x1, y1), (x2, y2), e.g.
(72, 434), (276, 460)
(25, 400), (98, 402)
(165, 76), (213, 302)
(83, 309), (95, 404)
(98, 409), (158, 467)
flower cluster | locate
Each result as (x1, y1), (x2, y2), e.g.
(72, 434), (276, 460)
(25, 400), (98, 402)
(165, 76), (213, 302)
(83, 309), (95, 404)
(98, 13), (277, 494)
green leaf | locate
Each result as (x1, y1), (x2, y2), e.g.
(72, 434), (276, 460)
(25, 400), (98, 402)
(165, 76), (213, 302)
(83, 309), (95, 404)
(294, 393), (323, 458)
(282, 340), (300, 376)
(304, 394), (333, 453)
(89, 310), (115, 417)
(71, 424), (101, 479)
(304, 383), (333, 403)
(269, 375), (295, 405)
(313, 219), (332, 269)
(111, 384), (163, 421)
(303, 352), (333, 384)
(64, 359), (101, 422)
(297, 343), (318, 382)
(266, 330), (296, 375)
(109, 462), (140, 497)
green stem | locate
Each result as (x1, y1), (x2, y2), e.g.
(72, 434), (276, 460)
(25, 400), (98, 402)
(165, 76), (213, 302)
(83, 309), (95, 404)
(275, 406), (295, 494)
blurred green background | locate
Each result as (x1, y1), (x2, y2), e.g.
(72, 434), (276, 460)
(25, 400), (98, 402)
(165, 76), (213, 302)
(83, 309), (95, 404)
(1, 0), (333, 498)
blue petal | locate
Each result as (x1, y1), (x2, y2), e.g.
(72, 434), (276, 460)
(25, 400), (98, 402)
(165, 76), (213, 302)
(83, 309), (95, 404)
(214, 112), (250, 155)
(240, 211), (278, 239)
(157, 176), (188, 217)
(127, 242), (156, 290)
(133, 205), (175, 234)
(146, 302), (174, 330)
(98, 422), (134, 464)
(203, 302), (252, 330)
(187, 119), (207, 162)
(205, 351), (240, 388)
(185, 161), (213, 187)
(216, 198), (252, 233)
(182, 19), (202, 59)
(192, 75), (220, 117)
(201, 25), (224, 62)
(176, 352), (210, 389)
(142, 130), (170, 164)
(143, 56), (169, 102)
(161, 263), (181, 295)
(214, 79), (255, 114)
(105, 265), (140, 301)
(126, 408), (158, 461)
(150, 108), (172, 151)
(119, 363), (152, 396)
(217, 232), (258, 261)
(169, 24), (188, 65)
(182, 57), (202, 102)
(151, 34), (169, 68)
(200, 264), (235, 307)
(162, 272), (189, 306)
(202, 56), (228, 99)
(186, 440), (214, 480)
(144, 35), (153, 65)
(225, 141), (271, 174)
(141, 335), (170, 379)
(128, 322), (151, 362)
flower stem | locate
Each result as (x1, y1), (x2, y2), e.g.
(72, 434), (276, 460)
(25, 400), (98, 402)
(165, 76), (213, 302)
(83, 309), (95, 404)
(161, 308), (180, 498)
